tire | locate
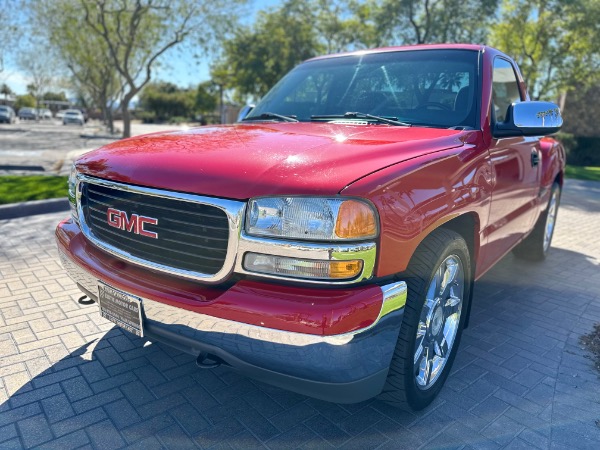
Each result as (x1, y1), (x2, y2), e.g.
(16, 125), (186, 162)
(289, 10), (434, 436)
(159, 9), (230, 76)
(379, 229), (471, 410)
(513, 182), (561, 261)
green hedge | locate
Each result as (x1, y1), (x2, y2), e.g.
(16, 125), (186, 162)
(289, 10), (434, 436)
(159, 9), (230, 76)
(557, 133), (600, 166)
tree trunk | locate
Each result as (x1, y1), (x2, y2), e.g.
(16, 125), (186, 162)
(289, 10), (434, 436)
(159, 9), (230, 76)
(101, 103), (108, 130)
(100, 94), (115, 135)
(107, 106), (114, 135)
(121, 100), (131, 138)
(557, 91), (567, 112)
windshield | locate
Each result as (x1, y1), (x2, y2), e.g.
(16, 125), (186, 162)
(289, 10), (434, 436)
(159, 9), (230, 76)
(246, 49), (480, 129)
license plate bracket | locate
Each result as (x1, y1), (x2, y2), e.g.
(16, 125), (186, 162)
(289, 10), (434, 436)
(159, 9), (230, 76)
(97, 281), (144, 337)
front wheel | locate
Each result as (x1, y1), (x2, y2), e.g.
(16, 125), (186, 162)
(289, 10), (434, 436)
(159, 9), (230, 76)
(379, 229), (471, 410)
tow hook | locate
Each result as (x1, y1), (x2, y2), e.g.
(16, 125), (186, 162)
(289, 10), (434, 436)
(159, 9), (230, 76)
(78, 295), (95, 305)
(195, 352), (222, 369)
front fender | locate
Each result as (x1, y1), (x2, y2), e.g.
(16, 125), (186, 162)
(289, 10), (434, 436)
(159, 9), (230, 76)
(539, 137), (565, 189)
(342, 143), (493, 277)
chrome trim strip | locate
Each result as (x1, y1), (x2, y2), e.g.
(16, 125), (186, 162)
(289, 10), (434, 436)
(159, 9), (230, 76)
(58, 249), (406, 346)
(76, 174), (245, 284)
(235, 232), (377, 284)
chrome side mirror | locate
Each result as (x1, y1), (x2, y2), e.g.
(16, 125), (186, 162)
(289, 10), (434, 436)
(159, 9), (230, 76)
(494, 101), (562, 137)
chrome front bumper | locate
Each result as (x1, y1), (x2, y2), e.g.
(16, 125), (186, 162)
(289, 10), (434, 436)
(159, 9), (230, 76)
(58, 249), (407, 402)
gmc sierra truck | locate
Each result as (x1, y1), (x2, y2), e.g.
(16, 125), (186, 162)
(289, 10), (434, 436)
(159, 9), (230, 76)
(56, 44), (564, 410)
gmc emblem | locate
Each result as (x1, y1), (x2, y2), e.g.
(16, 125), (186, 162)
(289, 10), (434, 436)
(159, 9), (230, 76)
(107, 208), (158, 239)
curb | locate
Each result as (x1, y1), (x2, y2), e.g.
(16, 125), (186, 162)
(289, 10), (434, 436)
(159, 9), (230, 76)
(79, 133), (120, 139)
(0, 198), (70, 220)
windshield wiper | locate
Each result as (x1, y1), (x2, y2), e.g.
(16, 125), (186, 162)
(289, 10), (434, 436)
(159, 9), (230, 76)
(241, 112), (298, 123)
(311, 112), (411, 127)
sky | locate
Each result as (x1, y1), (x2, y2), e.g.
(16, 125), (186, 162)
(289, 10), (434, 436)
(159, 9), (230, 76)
(1, 0), (279, 97)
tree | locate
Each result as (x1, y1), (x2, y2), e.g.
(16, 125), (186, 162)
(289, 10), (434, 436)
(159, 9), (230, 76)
(312, 0), (360, 53)
(0, 0), (19, 73)
(81, 0), (246, 137)
(195, 81), (218, 115)
(138, 82), (196, 122)
(216, 0), (501, 101)
(212, 0), (325, 100)
(0, 83), (13, 101)
(36, 0), (124, 133)
(17, 43), (60, 113)
(31, 0), (247, 137)
(14, 94), (36, 110)
(354, 0), (499, 47)
(43, 91), (68, 102)
(490, 0), (600, 103)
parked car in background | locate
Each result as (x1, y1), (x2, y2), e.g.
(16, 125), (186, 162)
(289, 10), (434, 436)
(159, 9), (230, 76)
(38, 108), (53, 120)
(0, 105), (16, 123)
(18, 107), (37, 120)
(63, 109), (85, 126)
(55, 110), (66, 119)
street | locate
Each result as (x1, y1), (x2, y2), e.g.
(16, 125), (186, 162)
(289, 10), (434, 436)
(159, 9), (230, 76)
(0, 120), (190, 176)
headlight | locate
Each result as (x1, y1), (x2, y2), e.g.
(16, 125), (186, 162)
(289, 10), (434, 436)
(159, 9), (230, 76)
(68, 165), (79, 221)
(246, 197), (377, 241)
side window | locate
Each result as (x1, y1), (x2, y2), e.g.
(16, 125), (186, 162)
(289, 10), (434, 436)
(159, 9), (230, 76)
(492, 58), (522, 123)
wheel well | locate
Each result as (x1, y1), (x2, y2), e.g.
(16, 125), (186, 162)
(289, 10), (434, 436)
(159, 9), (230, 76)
(438, 213), (479, 329)
(439, 213), (480, 265)
(554, 171), (563, 187)
(399, 213), (480, 328)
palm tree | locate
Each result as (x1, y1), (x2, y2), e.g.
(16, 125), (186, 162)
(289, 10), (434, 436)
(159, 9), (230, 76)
(0, 83), (12, 102)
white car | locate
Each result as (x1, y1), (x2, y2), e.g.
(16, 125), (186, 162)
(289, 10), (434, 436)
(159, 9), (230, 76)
(38, 108), (53, 120)
(63, 109), (85, 126)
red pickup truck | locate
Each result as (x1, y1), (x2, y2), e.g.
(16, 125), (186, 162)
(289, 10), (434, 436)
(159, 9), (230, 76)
(56, 44), (564, 411)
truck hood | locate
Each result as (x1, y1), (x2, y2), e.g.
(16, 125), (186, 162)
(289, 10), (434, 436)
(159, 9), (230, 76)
(77, 123), (465, 199)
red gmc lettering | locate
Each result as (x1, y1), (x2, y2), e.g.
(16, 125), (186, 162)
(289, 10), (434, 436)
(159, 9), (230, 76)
(138, 217), (158, 239)
(123, 213), (138, 233)
(107, 208), (122, 228)
(106, 208), (158, 239)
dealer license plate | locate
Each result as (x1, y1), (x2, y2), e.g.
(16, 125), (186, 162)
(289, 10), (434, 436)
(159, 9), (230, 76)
(97, 282), (144, 337)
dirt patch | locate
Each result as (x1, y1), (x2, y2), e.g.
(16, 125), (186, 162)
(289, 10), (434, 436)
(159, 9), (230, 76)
(580, 323), (600, 374)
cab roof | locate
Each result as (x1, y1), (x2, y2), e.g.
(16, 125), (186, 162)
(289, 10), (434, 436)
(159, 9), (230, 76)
(306, 43), (490, 63)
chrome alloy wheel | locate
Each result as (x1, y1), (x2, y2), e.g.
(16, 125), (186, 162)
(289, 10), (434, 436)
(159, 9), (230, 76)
(543, 189), (559, 252)
(414, 255), (464, 390)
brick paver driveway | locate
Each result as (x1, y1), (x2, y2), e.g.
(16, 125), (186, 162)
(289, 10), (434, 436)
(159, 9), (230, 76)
(1, 180), (599, 449)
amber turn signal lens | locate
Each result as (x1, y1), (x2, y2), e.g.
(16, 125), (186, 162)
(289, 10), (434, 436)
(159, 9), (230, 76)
(335, 200), (377, 239)
(244, 253), (364, 280)
(328, 260), (363, 279)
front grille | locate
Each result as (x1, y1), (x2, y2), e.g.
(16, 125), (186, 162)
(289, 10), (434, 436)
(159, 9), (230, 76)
(81, 181), (230, 275)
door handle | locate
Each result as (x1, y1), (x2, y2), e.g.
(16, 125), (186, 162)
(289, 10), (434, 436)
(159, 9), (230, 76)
(531, 150), (540, 167)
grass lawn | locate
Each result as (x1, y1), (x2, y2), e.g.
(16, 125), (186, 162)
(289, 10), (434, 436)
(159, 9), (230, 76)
(0, 175), (68, 205)
(565, 165), (600, 182)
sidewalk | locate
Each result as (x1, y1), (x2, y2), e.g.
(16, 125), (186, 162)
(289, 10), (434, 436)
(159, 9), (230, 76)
(0, 180), (599, 449)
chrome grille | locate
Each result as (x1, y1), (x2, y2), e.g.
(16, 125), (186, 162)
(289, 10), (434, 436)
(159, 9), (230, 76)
(77, 176), (245, 282)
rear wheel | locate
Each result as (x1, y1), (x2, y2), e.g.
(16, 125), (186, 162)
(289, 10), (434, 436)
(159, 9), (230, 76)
(380, 229), (471, 410)
(513, 182), (561, 261)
